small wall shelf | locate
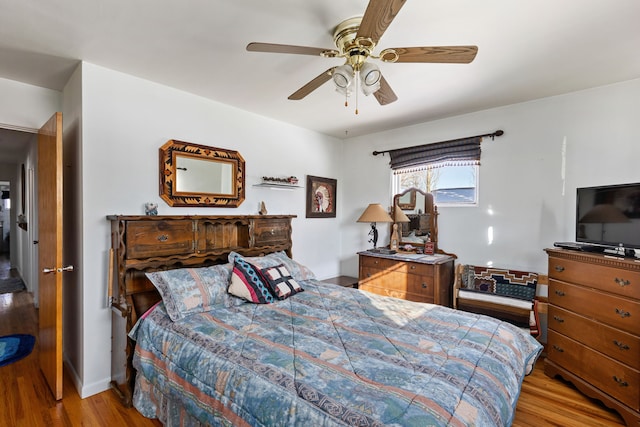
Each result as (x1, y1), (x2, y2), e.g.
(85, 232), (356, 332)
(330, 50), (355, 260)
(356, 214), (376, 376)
(253, 183), (302, 190)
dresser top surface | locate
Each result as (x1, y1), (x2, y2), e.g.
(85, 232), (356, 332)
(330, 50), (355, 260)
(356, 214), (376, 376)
(358, 250), (454, 265)
(546, 247), (640, 271)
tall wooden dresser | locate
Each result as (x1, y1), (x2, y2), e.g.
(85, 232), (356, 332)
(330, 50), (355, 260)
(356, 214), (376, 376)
(358, 251), (455, 306)
(545, 248), (640, 426)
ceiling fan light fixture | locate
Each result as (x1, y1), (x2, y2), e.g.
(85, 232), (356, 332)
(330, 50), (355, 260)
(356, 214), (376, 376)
(332, 64), (354, 89)
(360, 62), (381, 95)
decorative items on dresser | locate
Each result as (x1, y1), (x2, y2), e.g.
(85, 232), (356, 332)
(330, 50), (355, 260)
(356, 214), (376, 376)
(356, 203), (393, 251)
(545, 248), (640, 426)
(107, 214), (295, 407)
(358, 251), (455, 306)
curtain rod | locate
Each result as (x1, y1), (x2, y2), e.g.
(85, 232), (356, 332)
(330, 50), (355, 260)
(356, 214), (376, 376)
(372, 130), (504, 156)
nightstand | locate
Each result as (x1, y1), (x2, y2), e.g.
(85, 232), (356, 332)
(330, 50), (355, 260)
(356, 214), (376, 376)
(322, 275), (359, 288)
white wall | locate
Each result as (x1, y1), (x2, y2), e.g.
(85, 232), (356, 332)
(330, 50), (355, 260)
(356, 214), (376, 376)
(0, 78), (61, 282)
(341, 78), (640, 276)
(78, 62), (343, 397)
(0, 77), (61, 130)
(61, 64), (84, 393)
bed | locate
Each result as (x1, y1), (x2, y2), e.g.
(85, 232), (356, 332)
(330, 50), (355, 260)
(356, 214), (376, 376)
(130, 251), (542, 426)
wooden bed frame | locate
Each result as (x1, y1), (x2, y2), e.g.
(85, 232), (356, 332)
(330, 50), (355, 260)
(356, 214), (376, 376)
(107, 214), (296, 406)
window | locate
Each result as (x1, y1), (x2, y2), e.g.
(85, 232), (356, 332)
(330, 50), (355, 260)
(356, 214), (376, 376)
(393, 164), (478, 206)
(386, 135), (485, 206)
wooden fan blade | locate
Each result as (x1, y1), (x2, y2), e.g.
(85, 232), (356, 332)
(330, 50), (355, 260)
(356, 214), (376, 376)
(288, 68), (336, 100)
(390, 46), (478, 63)
(247, 42), (336, 57)
(373, 74), (398, 105)
(357, 0), (407, 44)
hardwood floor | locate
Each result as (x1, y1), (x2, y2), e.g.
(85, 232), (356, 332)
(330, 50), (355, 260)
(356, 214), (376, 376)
(514, 359), (625, 426)
(0, 254), (626, 426)
(0, 255), (161, 426)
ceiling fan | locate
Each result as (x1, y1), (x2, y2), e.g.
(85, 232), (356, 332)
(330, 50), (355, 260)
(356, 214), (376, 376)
(246, 0), (478, 112)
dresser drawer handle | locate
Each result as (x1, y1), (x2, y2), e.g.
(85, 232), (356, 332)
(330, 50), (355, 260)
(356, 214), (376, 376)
(612, 376), (629, 387)
(410, 265), (416, 270)
(552, 345), (564, 353)
(422, 283), (427, 289)
(553, 315), (565, 323)
(157, 234), (169, 242)
(554, 290), (565, 296)
(554, 265), (565, 272)
(615, 308), (631, 318)
(613, 340), (630, 351)
(614, 277), (631, 287)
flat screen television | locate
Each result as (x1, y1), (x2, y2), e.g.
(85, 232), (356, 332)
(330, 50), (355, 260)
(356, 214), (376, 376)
(576, 183), (640, 251)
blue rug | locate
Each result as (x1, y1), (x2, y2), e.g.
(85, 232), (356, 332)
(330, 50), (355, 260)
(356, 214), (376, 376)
(0, 334), (35, 367)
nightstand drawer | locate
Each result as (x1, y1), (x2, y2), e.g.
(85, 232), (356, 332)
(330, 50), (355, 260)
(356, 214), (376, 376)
(359, 282), (434, 304)
(360, 269), (433, 294)
(361, 256), (405, 272)
(548, 331), (640, 411)
(406, 262), (434, 276)
(549, 305), (640, 369)
(360, 256), (434, 276)
(125, 220), (194, 259)
(406, 274), (434, 295)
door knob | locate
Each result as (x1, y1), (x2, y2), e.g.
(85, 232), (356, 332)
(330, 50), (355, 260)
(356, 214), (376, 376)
(42, 265), (74, 274)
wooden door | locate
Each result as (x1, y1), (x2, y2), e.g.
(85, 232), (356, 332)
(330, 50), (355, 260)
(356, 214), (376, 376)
(38, 112), (66, 400)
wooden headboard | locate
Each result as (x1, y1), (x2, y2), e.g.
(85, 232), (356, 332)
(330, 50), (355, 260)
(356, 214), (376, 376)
(107, 214), (296, 406)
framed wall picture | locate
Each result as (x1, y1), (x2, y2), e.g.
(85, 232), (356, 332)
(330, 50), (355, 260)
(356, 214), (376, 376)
(306, 175), (337, 218)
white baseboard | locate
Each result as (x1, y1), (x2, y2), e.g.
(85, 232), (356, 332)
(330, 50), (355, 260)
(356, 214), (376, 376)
(63, 355), (111, 399)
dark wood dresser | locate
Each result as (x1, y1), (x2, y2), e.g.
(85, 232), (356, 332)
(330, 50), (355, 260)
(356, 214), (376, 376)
(545, 248), (640, 426)
(358, 251), (455, 306)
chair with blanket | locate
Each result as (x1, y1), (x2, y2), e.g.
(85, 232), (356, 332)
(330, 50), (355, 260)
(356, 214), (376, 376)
(453, 264), (540, 337)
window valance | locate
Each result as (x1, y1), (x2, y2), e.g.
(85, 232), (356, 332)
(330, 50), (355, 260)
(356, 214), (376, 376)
(373, 130), (503, 172)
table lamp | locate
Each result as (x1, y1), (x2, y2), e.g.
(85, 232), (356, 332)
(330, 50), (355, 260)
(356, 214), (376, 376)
(357, 203), (393, 251)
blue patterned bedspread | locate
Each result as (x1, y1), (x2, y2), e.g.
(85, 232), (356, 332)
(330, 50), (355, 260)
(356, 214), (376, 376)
(131, 280), (542, 426)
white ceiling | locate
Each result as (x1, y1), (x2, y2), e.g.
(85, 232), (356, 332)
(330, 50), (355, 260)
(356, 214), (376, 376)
(0, 0), (639, 144)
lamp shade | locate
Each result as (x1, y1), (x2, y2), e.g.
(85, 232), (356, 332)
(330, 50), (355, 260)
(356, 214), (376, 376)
(332, 64), (353, 89)
(359, 62), (381, 95)
(357, 203), (393, 223)
(393, 205), (411, 223)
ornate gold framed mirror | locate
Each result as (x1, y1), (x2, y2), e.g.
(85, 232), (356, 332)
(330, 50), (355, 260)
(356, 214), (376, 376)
(159, 139), (245, 207)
